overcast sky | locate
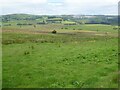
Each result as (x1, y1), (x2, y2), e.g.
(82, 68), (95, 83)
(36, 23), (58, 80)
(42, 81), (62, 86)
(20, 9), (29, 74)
(0, 0), (119, 15)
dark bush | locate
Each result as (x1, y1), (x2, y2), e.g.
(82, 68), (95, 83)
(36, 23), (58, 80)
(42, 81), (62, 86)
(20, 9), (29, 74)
(24, 51), (30, 55)
(52, 30), (57, 34)
(4, 24), (11, 26)
(28, 24), (33, 25)
(113, 28), (118, 30)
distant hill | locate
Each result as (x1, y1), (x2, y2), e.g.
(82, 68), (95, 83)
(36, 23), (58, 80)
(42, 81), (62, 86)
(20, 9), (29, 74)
(0, 14), (118, 25)
(1, 14), (43, 21)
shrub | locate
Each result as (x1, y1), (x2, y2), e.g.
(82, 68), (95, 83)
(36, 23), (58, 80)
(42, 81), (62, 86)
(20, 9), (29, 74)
(24, 51), (30, 55)
(52, 30), (57, 34)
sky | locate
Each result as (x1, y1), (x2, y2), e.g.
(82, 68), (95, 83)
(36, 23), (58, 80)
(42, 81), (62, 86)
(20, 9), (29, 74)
(0, 0), (119, 15)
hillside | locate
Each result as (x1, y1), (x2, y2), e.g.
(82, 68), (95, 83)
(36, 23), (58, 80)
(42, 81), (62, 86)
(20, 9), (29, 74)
(0, 14), (118, 26)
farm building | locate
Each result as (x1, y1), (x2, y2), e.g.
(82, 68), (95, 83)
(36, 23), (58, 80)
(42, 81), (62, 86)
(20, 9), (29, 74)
(63, 21), (77, 25)
(46, 18), (63, 23)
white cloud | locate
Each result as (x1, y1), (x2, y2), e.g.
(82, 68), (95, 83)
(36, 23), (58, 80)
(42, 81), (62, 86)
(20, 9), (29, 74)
(65, 0), (119, 3)
(1, 0), (47, 7)
(0, 0), (119, 15)
(1, 0), (47, 4)
(48, 2), (64, 6)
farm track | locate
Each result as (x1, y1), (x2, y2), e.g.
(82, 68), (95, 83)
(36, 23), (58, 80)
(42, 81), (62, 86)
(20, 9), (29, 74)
(2, 29), (118, 38)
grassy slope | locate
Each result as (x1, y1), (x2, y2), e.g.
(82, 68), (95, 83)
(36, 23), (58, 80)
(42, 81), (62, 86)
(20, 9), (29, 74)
(0, 49), (1, 89)
(2, 24), (118, 88)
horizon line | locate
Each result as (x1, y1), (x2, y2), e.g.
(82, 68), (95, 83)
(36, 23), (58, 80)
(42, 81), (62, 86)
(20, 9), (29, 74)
(0, 13), (118, 16)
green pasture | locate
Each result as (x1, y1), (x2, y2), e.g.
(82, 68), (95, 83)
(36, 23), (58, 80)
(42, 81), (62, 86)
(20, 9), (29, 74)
(2, 24), (119, 88)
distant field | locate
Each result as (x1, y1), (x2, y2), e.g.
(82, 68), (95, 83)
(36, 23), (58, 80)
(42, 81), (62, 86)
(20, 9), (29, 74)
(2, 24), (119, 88)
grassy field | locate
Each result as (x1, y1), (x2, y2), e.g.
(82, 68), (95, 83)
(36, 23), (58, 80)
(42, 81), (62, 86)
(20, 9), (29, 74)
(2, 24), (119, 88)
(0, 52), (1, 89)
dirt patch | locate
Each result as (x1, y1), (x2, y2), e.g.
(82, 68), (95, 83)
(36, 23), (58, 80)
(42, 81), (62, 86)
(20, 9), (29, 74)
(95, 34), (105, 36)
